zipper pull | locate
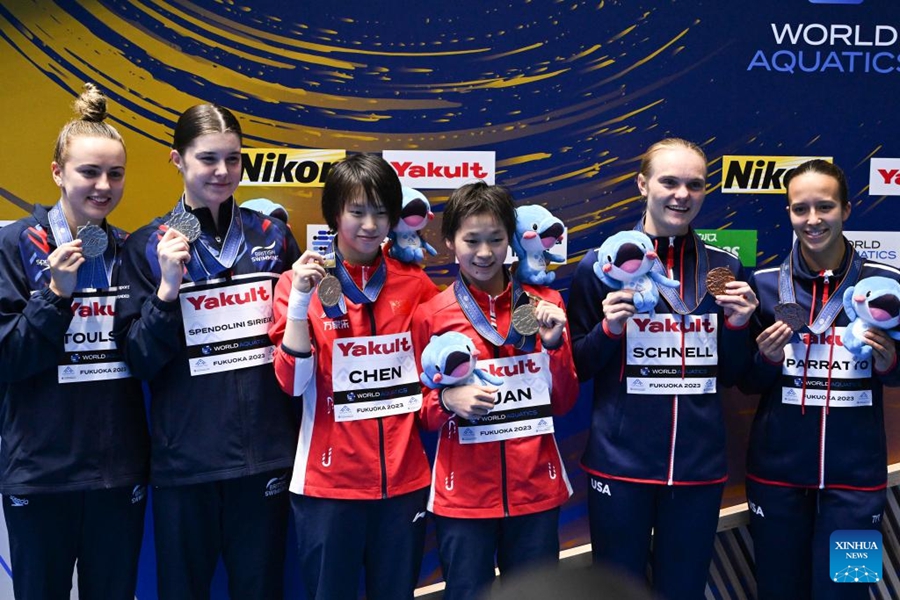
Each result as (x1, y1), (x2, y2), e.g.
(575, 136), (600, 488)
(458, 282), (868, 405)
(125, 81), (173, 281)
(667, 236), (676, 279)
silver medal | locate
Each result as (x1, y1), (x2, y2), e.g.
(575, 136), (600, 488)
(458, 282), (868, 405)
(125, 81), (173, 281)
(166, 211), (202, 243)
(76, 224), (108, 259)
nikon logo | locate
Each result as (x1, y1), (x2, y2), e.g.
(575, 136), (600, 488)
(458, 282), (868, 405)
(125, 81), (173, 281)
(240, 149), (346, 187)
(721, 156), (831, 194)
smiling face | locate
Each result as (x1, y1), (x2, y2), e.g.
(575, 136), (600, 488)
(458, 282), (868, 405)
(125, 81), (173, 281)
(171, 131), (241, 211)
(51, 135), (126, 229)
(335, 194), (391, 265)
(637, 146), (707, 237)
(787, 170), (850, 271)
(447, 212), (509, 296)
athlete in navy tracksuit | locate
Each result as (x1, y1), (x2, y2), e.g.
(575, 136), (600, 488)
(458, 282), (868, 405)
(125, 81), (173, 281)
(0, 84), (148, 600)
(568, 139), (758, 599)
(741, 160), (899, 600)
(112, 104), (301, 600)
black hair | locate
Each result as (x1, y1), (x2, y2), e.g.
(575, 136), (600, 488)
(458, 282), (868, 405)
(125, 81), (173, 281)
(321, 153), (402, 230)
(441, 181), (516, 242)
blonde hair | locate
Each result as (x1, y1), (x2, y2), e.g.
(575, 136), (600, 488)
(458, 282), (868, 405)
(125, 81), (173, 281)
(52, 83), (125, 165)
(638, 137), (707, 182)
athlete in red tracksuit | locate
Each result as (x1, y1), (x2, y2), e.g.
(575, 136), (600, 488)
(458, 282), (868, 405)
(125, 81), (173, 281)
(411, 181), (579, 600)
(269, 153), (439, 600)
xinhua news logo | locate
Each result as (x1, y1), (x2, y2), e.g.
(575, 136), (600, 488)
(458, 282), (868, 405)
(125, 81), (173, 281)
(830, 530), (881, 584)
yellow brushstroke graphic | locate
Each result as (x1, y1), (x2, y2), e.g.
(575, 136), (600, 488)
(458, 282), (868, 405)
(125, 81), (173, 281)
(499, 153), (552, 167)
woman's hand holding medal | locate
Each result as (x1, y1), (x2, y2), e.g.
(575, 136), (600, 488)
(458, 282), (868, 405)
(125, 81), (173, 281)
(291, 251), (328, 293)
(156, 227), (193, 302)
(707, 268), (759, 329)
(47, 240), (85, 298)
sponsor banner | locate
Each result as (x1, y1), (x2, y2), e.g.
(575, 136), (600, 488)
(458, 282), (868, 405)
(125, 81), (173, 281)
(240, 149), (345, 187)
(695, 229), (758, 267)
(721, 156), (832, 194)
(869, 158), (900, 196)
(844, 230), (900, 269)
(383, 150), (496, 188)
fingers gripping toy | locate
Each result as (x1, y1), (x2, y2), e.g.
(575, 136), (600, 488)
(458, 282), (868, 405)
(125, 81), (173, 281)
(841, 276), (900, 359)
(511, 204), (566, 285)
(388, 187), (437, 264)
(593, 231), (680, 318)
(420, 332), (503, 389)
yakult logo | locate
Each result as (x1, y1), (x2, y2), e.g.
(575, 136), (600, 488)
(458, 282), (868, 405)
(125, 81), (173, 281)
(869, 158), (900, 196)
(335, 336), (412, 357)
(71, 301), (115, 317)
(184, 285), (270, 311)
(484, 357), (542, 378)
(383, 150), (496, 188)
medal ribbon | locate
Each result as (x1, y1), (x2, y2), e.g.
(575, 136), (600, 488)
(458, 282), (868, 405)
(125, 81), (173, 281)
(634, 220), (709, 315)
(48, 202), (114, 290)
(777, 240), (863, 334)
(171, 198), (244, 281)
(321, 243), (388, 318)
(453, 271), (536, 352)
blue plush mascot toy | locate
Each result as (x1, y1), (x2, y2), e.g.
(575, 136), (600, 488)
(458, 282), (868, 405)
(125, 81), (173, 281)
(511, 204), (566, 285)
(420, 332), (503, 390)
(388, 186), (437, 264)
(593, 230), (680, 318)
(842, 275), (900, 358)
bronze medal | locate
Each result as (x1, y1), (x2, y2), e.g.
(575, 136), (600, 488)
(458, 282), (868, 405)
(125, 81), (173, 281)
(512, 303), (540, 336)
(317, 274), (343, 307)
(774, 302), (807, 332)
(166, 211), (202, 243)
(76, 224), (108, 259)
(705, 266), (735, 297)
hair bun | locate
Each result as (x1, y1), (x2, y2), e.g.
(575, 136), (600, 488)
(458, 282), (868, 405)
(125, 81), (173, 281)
(73, 82), (108, 123)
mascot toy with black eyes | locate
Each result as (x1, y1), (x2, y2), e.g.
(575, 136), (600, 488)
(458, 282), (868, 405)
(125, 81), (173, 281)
(593, 230), (680, 318)
(420, 332), (503, 390)
(511, 204), (566, 285)
(388, 186), (438, 264)
(842, 276), (900, 359)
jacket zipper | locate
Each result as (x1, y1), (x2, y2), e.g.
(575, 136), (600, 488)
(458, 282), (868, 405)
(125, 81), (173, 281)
(365, 301), (388, 499)
(493, 344), (510, 515)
